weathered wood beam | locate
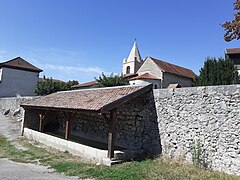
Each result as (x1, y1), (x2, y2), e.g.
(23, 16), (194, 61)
(39, 111), (46, 132)
(107, 108), (117, 159)
(65, 112), (73, 140)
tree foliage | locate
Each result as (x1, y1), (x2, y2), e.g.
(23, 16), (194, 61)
(193, 57), (238, 86)
(222, 0), (240, 41)
(35, 78), (79, 95)
(94, 73), (129, 87)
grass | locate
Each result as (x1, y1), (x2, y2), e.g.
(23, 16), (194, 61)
(0, 135), (239, 180)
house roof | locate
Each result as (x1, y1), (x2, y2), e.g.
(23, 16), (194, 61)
(225, 48), (240, 54)
(0, 57), (42, 73)
(149, 57), (196, 79)
(129, 73), (161, 80)
(72, 80), (98, 89)
(21, 84), (152, 113)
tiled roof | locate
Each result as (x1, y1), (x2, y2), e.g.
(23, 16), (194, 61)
(225, 48), (240, 54)
(21, 84), (152, 113)
(0, 57), (42, 72)
(72, 80), (98, 89)
(149, 57), (196, 79)
(129, 73), (161, 80)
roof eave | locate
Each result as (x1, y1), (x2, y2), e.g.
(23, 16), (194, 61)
(101, 84), (152, 113)
(20, 104), (101, 113)
(0, 65), (43, 73)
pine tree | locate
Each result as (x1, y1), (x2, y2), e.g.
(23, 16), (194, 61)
(194, 57), (238, 86)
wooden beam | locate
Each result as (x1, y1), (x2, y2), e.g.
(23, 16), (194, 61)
(107, 108), (117, 158)
(65, 112), (73, 140)
(39, 111), (46, 132)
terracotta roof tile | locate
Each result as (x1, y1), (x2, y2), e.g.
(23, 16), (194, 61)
(72, 80), (97, 89)
(129, 73), (161, 80)
(0, 57), (42, 72)
(150, 57), (196, 79)
(225, 48), (240, 54)
(21, 84), (152, 113)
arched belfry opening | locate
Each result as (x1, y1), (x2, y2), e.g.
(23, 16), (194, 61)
(126, 66), (130, 74)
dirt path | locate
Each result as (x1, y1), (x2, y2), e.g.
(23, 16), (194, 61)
(0, 113), (21, 141)
(0, 158), (78, 180)
(0, 114), (80, 180)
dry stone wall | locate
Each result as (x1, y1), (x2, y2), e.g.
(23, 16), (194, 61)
(154, 85), (240, 175)
(0, 97), (38, 117)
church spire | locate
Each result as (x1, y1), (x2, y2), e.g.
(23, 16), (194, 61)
(126, 40), (143, 63)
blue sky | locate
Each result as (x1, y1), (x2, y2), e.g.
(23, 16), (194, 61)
(0, 0), (239, 83)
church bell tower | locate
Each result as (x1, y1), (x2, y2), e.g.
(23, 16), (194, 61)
(122, 40), (143, 76)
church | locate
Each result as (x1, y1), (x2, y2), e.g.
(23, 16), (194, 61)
(122, 41), (196, 88)
(73, 41), (196, 89)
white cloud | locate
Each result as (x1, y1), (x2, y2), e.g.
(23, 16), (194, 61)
(31, 59), (113, 82)
(42, 63), (105, 74)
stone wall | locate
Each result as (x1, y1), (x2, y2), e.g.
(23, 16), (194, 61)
(0, 96), (38, 117)
(163, 72), (193, 88)
(154, 85), (240, 175)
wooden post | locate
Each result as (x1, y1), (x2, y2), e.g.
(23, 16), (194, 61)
(39, 111), (46, 132)
(107, 108), (117, 159)
(65, 112), (73, 140)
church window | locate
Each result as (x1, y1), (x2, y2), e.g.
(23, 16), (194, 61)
(126, 66), (130, 74)
(154, 84), (158, 89)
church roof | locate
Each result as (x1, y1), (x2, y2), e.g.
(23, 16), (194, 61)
(225, 48), (240, 54)
(127, 41), (143, 63)
(149, 57), (196, 79)
(0, 57), (42, 73)
(21, 84), (152, 113)
(129, 73), (161, 80)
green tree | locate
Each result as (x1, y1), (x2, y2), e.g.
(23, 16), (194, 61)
(194, 57), (238, 86)
(222, 0), (240, 41)
(66, 80), (79, 90)
(35, 78), (79, 95)
(94, 73), (129, 87)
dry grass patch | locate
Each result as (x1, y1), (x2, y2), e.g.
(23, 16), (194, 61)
(0, 135), (239, 180)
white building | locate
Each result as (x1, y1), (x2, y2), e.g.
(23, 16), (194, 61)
(123, 42), (196, 88)
(0, 57), (42, 97)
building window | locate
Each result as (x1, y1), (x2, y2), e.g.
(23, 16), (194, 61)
(154, 84), (158, 89)
(126, 66), (130, 74)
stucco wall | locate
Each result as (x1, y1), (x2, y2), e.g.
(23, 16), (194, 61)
(163, 72), (193, 88)
(154, 85), (240, 175)
(137, 57), (163, 79)
(0, 67), (39, 97)
(129, 79), (162, 89)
